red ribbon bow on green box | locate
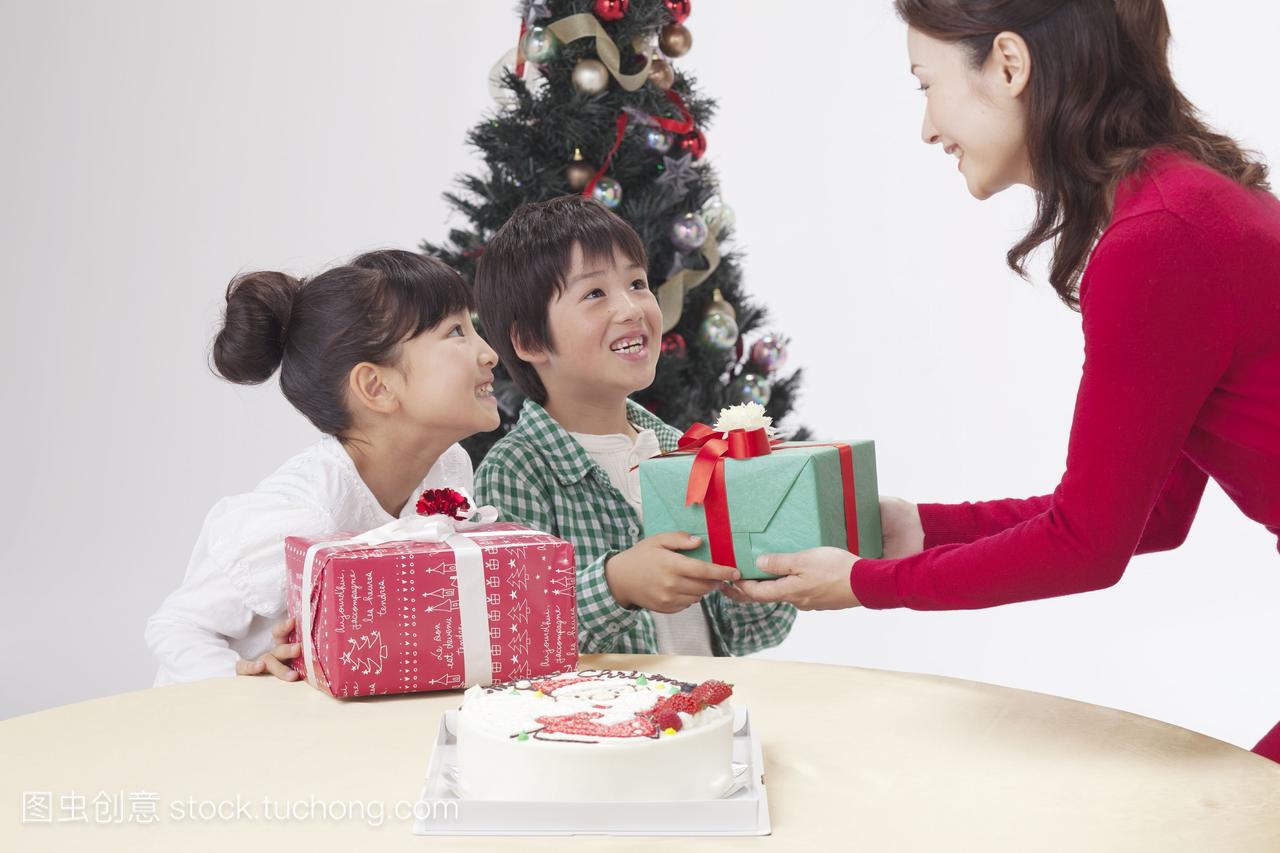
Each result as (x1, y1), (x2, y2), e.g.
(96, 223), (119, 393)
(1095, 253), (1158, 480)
(674, 423), (862, 569)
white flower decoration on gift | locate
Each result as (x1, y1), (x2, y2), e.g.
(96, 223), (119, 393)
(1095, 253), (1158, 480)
(713, 402), (777, 438)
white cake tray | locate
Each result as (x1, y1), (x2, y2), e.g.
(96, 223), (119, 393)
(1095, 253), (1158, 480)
(412, 706), (771, 836)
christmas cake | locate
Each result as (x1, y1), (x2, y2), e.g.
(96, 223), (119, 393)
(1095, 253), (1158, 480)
(455, 669), (735, 801)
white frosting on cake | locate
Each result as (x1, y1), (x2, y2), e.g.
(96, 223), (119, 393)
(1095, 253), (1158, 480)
(455, 669), (735, 801)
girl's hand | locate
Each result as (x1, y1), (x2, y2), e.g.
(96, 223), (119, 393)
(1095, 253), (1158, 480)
(729, 547), (862, 611)
(880, 496), (925, 558)
(235, 617), (301, 681)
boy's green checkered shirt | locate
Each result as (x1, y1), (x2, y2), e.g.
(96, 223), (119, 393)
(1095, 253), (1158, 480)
(474, 399), (796, 656)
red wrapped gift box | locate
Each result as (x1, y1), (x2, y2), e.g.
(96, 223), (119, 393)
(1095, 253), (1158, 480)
(285, 519), (577, 698)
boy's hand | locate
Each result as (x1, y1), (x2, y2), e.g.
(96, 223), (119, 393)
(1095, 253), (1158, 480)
(235, 616), (301, 681)
(605, 533), (740, 614)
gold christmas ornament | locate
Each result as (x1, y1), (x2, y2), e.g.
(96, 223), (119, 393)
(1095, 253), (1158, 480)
(572, 58), (610, 94)
(566, 148), (595, 191)
(648, 54), (675, 90)
(659, 22), (692, 58)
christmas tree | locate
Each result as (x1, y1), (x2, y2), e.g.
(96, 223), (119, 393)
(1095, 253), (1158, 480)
(424, 0), (808, 462)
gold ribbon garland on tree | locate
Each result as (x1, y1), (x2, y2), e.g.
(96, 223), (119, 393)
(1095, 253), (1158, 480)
(504, 9), (710, 331)
(656, 219), (724, 333)
(545, 13), (652, 91)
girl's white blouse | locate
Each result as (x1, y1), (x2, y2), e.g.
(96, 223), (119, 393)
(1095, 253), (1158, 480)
(145, 437), (473, 685)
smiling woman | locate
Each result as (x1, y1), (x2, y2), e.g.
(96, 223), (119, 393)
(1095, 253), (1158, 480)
(899, 0), (1270, 307)
(908, 28), (1034, 201)
(730, 0), (1280, 763)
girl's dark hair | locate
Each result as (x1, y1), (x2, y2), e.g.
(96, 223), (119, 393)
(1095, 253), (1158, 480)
(212, 249), (472, 436)
(474, 195), (648, 404)
(895, 0), (1271, 308)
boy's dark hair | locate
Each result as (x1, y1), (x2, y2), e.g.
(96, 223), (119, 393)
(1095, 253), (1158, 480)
(212, 249), (471, 437)
(474, 195), (648, 404)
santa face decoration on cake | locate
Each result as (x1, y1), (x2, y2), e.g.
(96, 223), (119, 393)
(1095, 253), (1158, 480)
(462, 669), (734, 743)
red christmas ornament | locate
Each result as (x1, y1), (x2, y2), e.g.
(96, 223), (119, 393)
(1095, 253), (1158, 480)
(593, 0), (630, 21)
(416, 488), (472, 520)
(661, 332), (687, 358)
(664, 0), (692, 23)
(677, 128), (707, 160)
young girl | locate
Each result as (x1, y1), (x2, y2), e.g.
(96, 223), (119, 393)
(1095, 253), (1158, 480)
(146, 249), (500, 684)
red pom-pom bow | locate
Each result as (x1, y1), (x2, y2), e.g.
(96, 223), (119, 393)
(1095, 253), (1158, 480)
(415, 488), (472, 521)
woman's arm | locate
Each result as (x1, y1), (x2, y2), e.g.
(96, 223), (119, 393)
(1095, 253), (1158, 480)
(852, 211), (1231, 610)
(916, 452), (1208, 553)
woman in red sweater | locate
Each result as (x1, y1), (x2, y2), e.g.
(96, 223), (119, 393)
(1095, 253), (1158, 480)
(731, 0), (1280, 759)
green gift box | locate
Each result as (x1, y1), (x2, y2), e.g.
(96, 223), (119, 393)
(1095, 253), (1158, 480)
(639, 440), (882, 580)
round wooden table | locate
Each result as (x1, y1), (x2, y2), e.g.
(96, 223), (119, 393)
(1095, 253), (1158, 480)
(4, 654), (1279, 851)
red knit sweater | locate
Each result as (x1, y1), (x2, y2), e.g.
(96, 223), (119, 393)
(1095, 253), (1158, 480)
(850, 150), (1280, 757)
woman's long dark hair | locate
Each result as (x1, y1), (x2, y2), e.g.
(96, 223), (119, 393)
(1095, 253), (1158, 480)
(895, 0), (1270, 308)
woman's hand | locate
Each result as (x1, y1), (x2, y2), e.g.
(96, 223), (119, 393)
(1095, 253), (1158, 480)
(722, 497), (926, 609)
(235, 616), (301, 681)
(724, 547), (862, 611)
(880, 496), (925, 558)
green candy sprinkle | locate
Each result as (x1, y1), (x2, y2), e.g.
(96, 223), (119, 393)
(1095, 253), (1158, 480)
(636, 675), (648, 686)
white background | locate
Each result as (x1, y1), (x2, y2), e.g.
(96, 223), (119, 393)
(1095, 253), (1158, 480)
(2, 1), (1277, 750)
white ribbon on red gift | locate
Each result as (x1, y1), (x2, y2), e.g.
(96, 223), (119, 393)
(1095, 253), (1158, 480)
(298, 491), (542, 692)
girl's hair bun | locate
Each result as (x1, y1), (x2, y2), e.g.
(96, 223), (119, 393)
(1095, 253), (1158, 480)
(212, 270), (302, 384)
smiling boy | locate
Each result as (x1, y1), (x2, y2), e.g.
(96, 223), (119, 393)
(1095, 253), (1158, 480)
(473, 195), (795, 655)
